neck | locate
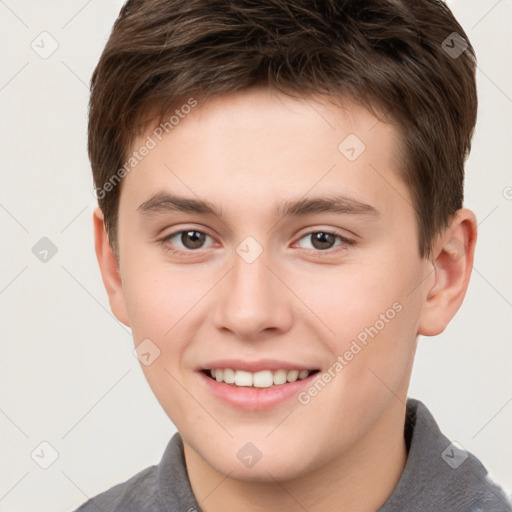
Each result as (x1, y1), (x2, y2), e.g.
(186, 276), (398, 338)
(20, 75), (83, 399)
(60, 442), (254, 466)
(184, 399), (408, 512)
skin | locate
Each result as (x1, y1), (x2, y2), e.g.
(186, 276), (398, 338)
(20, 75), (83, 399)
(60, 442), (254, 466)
(94, 87), (477, 512)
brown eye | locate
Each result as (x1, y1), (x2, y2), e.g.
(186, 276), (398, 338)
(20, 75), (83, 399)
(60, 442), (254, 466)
(162, 229), (212, 253)
(297, 231), (346, 251)
(178, 230), (207, 249)
(294, 230), (355, 255)
(309, 232), (337, 250)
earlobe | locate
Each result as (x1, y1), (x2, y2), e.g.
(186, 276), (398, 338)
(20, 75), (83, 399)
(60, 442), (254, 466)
(93, 207), (130, 327)
(417, 209), (477, 337)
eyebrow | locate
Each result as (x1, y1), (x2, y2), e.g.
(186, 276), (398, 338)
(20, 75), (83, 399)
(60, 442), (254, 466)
(137, 191), (380, 219)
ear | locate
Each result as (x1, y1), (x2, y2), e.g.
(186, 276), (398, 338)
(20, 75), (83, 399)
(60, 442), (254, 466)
(93, 207), (130, 327)
(417, 208), (477, 337)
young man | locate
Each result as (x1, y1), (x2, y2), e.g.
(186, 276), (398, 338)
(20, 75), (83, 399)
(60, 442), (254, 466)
(76, 0), (510, 510)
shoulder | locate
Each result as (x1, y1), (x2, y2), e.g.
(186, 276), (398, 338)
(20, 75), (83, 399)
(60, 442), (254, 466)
(71, 464), (160, 512)
(380, 399), (511, 512)
(70, 432), (199, 512)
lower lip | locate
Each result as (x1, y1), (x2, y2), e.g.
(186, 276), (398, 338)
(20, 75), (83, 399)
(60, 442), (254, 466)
(198, 371), (317, 411)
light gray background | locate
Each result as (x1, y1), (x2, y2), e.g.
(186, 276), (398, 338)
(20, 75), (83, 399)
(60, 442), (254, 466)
(0, 1), (510, 510)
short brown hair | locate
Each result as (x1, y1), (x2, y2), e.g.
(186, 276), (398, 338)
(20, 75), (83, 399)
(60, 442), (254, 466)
(88, 0), (477, 259)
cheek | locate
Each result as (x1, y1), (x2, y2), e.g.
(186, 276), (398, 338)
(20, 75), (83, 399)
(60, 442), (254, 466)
(124, 281), (169, 340)
(297, 251), (422, 385)
(289, 261), (408, 344)
(120, 254), (186, 343)
(120, 256), (220, 377)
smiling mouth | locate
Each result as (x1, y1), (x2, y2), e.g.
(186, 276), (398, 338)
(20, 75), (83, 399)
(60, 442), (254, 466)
(203, 368), (320, 388)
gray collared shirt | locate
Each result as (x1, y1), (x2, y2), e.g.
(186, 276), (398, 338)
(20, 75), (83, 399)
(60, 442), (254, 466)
(73, 399), (511, 511)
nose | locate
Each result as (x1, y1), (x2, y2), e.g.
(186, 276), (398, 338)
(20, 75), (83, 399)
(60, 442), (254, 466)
(212, 247), (293, 340)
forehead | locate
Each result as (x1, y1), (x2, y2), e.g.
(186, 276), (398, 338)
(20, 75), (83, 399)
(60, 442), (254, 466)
(120, 88), (410, 222)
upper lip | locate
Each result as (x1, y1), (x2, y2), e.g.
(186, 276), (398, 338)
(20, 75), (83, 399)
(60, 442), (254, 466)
(201, 359), (317, 372)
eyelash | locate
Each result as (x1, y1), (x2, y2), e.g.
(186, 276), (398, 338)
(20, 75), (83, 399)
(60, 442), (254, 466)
(159, 228), (355, 257)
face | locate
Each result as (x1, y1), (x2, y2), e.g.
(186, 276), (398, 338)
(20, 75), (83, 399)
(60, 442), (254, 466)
(109, 88), (434, 481)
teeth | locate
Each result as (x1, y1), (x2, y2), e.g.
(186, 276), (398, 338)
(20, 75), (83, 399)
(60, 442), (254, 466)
(273, 369), (287, 385)
(253, 370), (273, 388)
(287, 370), (299, 383)
(208, 368), (313, 388)
(234, 370), (253, 387)
(223, 368), (236, 384)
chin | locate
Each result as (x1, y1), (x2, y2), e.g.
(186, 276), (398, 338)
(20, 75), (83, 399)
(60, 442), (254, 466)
(202, 440), (318, 483)
(217, 459), (310, 483)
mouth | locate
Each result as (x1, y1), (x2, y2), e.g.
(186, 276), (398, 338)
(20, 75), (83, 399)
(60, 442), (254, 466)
(202, 368), (320, 388)
(197, 359), (322, 410)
